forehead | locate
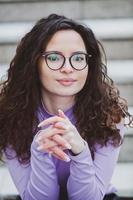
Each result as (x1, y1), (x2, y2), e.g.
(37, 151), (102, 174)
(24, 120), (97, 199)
(45, 29), (86, 52)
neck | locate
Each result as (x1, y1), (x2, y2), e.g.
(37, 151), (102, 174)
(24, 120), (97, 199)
(41, 92), (75, 115)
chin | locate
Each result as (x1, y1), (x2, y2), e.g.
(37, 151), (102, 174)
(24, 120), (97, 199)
(56, 90), (80, 97)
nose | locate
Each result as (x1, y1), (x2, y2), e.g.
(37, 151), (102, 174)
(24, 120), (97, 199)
(60, 58), (74, 73)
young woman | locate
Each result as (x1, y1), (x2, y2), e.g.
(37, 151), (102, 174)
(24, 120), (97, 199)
(0, 14), (132, 200)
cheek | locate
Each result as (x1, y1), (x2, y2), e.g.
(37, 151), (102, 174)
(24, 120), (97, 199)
(38, 64), (52, 84)
(39, 73), (52, 88)
(79, 69), (88, 85)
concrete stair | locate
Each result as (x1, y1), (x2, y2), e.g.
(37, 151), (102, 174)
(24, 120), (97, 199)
(0, 162), (133, 197)
(111, 162), (133, 197)
(0, 18), (133, 64)
(0, 0), (133, 22)
(0, 0), (133, 198)
(0, 166), (18, 196)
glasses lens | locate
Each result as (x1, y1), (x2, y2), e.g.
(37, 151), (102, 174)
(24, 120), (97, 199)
(71, 53), (87, 70)
(46, 53), (64, 70)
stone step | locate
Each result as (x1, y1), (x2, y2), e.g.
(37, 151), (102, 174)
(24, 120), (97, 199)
(0, 41), (133, 63)
(119, 132), (133, 162)
(0, 0), (133, 22)
(118, 106), (133, 162)
(82, 19), (133, 40)
(0, 166), (18, 196)
(0, 163), (133, 197)
(107, 60), (133, 84)
(117, 84), (133, 107)
(0, 19), (133, 43)
(0, 19), (133, 63)
(102, 40), (133, 60)
(111, 162), (133, 197)
(2, 38), (132, 62)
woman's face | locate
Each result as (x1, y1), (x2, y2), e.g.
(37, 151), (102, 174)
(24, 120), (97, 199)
(38, 30), (88, 99)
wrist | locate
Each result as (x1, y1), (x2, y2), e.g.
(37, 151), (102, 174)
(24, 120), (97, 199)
(69, 141), (85, 156)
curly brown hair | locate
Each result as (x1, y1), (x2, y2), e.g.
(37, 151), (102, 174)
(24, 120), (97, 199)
(0, 14), (132, 163)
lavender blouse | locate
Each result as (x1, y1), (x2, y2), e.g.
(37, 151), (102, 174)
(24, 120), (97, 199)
(4, 105), (125, 200)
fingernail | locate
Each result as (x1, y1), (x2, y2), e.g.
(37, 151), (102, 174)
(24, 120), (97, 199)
(37, 146), (43, 150)
(58, 109), (66, 118)
(65, 156), (71, 162)
(48, 151), (53, 156)
(65, 144), (72, 149)
(35, 138), (38, 142)
(57, 122), (67, 129)
(58, 109), (63, 113)
(62, 124), (67, 129)
(35, 136), (41, 142)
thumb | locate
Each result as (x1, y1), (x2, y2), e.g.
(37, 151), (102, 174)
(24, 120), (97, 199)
(58, 109), (66, 119)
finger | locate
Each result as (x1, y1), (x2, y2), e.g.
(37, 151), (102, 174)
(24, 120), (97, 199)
(52, 134), (72, 150)
(35, 126), (52, 142)
(50, 151), (70, 162)
(58, 109), (73, 127)
(61, 131), (75, 143)
(37, 142), (58, 152)
(37, 137), (59, 152)
(36, 127), (66, 141)
(38, 116), (65, 128)
(58, 109), (66, 119)
(37, 135), (71, 151)
(53, 122), (68, 130)
(37, 145), (70, 162)
(41, 139), (58, 150)
(51, 146), (70, 162)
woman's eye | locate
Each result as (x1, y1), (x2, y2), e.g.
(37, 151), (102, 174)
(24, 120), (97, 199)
(73, 55), (84, 62)
(47, 54), (59, 61)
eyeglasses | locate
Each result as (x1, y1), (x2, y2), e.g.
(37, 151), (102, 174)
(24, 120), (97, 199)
(42, 51), (91, 71)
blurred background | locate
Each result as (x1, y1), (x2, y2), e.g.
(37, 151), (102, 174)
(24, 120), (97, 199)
(0, 0), (133, 199)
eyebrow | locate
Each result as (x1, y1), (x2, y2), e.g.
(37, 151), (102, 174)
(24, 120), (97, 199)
(44, 50), (87, 55)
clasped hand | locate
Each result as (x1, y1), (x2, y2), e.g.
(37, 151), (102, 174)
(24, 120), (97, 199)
(36, 109), (85, 162)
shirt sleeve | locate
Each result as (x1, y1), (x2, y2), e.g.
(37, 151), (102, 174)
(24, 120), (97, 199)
(4, 133), (59, 200)
(67, 122), (125, 200)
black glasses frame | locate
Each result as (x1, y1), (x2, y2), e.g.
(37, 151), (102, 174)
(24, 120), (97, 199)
(42, 51), (92, 71)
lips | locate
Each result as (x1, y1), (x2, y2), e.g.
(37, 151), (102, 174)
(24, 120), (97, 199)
(57, 78), (76, 86)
